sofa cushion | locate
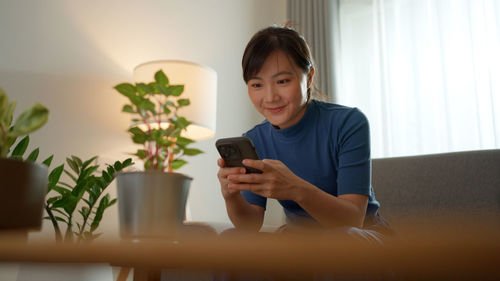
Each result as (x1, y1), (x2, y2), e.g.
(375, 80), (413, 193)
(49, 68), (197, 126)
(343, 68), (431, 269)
(372, 149), (500, 227)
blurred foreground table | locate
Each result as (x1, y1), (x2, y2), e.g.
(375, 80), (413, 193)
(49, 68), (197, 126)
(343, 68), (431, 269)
(1, 223), (499, 281)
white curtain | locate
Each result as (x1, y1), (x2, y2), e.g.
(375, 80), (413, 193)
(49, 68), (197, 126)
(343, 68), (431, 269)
(333, 0), (500, 158)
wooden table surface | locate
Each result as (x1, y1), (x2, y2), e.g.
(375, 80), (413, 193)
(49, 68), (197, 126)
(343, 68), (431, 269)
(1, 223), (499, 281)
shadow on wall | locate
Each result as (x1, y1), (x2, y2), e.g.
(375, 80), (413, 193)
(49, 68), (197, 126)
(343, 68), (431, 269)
(0, 70), (132, 164)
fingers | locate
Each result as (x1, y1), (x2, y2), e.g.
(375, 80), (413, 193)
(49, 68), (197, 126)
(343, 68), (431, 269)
(227, 182), (255, 191)
(227, 173), (263, 184)
(219, 167), (246, 179)
(227, 182), (270, 199)
(217, 160), (246, 180)
(241, 159), (268, 172)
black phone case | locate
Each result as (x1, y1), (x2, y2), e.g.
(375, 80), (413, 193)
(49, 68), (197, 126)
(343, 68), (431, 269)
(215, 136), (262, 174)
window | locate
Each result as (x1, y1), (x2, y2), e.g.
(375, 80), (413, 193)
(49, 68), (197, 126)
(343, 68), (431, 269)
(334, 0), (500, 157)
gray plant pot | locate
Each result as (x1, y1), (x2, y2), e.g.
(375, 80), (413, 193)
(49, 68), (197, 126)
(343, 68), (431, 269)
(0, 158), (48, 230)
(116, 171), (192, 239)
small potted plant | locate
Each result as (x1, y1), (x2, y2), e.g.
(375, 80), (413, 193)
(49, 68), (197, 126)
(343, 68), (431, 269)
(44, 155), (133, 243)
(0, 87), (50, 232)
(113, 69), (203, 238)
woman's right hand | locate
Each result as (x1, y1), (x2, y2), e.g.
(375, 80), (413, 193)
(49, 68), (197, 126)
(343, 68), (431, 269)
(217, 158), (247, 200)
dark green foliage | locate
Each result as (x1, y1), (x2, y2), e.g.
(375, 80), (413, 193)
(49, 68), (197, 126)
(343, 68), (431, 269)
(44, 155), (134, 243)
(0, 88), (49, 157)
(113, 70), (203, 171)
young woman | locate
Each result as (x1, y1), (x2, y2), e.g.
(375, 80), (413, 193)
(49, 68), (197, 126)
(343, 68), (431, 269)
(217, 25), (391, 240)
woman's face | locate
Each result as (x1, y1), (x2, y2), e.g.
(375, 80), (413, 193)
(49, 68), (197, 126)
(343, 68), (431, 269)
(246, 50), (311, 129)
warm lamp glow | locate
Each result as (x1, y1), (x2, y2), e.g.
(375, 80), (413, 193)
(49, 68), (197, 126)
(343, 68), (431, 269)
(133, 60), (217, 140)
(136, 121), (215, 140)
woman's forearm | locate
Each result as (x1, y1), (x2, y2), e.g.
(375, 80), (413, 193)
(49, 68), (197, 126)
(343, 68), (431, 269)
(224, 193), (264, 231)
(293, 181), (367, 228)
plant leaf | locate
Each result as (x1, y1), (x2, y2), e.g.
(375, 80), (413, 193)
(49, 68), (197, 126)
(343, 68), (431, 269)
(51, 208), (69, 218)
(108, 198), (117, 206)
(170, 159), (187, 170)
(138, 99), (155, 112)
(113, 161), (122, 171)
(51, 185), (71, 195)
(106, 166), (115, 178)
(182, 148), (203, 156)
(4, 101), (17, 126)
(66, 158), (79, 174)
(82, 197), (91, 205)
(64, 169), (78, 183)
(166, 85), (184, 97)
(52, 194), (78, 214)
(26, 148), (40, 162)
(46, 196), (60, 206)
(176, 136), (194, 146)
(177, 98), (190, 107)
(102, 170), (112, 183)
(80, 206), (90, 218)
(81, 156), (98, 170)
(128, 126), (145, 135)
(131, 133), (147, 144)
(170, 117), (191, 130)
(90, 194), (110, 232)
(136, 83), (152, 96)
(81, 165), (99, 180)
(71, 155), (83, 167)
(162, 104), (171, 115)
(55, 216), (67, 223)
(136, 149), (147, 159)
(122, 104), (135, 113)
(42, 155), (54, 167)
(114, 83), (136, 98)
(154, 70), (169, 86)
(148, 82), (160, 94)
(58, 181), (72, 189)
(0, 88), (8, 120)
(2, 99), (16, 128)
(48, 164), (65, 191)
(9, 103), (49, 137)
(10, 135), (30, 158)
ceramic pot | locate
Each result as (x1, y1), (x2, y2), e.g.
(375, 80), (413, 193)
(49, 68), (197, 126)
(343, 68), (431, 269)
(0, 158), (47, 230)
(116, 171), (192, 239)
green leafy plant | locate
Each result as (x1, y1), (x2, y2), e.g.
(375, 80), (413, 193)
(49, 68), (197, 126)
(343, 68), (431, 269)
(0, 87), (49, 158)
(44, 155), (134, 243)
(114, 70), (203, 172)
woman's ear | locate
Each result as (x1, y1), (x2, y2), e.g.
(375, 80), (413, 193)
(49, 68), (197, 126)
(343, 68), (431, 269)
(307, 67), (315, 88)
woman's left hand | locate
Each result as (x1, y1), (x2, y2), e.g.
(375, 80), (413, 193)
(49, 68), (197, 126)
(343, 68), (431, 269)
(227, 159), (309, 201)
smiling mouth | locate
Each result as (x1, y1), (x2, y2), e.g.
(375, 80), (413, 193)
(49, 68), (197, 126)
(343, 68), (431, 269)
(266, 105), (286, 113)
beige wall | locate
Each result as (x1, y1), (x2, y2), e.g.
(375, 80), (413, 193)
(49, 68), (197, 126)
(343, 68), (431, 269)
(0, 0), (286, 245)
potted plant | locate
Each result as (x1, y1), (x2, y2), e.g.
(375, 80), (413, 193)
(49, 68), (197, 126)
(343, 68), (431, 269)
(0, 87), (50, 232)
(113, 69), (203, 239)
(44, 155), (133, 243)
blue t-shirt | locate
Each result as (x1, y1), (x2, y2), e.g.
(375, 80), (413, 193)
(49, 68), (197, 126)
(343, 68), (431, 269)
(242, 100), (380, 227)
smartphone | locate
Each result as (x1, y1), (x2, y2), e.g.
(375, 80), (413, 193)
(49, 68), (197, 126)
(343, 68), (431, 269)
(215, 136), (262, 174)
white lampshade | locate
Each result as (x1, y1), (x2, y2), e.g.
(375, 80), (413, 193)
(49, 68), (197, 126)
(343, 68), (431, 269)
(133, 60), (217, 140)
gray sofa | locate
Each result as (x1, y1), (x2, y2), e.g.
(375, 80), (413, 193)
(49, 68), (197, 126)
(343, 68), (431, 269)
(211, 149), (500, 233)
(372, 149), (500, 231)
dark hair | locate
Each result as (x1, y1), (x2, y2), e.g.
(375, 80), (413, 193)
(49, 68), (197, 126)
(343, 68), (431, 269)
(242, 25), (316, 99)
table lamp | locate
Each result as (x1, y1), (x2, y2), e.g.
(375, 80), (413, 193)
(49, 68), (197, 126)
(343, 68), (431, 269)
(133, 60), (217, 140)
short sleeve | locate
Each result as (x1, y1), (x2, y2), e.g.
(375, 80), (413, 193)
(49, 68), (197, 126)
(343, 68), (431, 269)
(336, 108), (371, 196)
(241, 190), (267, 209)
